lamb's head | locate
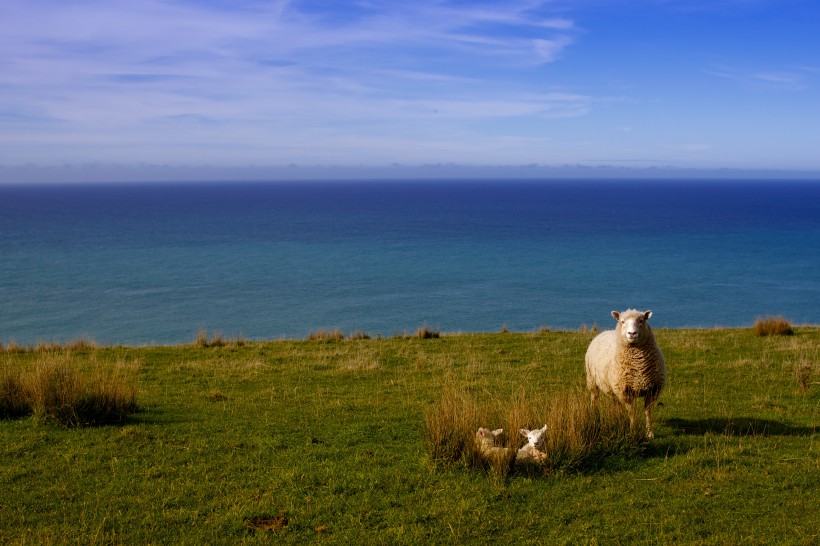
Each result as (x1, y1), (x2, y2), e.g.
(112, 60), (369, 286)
(519, 424), (548, 450)
(475, 428), (504, 449)
(612, 309), (653, 345)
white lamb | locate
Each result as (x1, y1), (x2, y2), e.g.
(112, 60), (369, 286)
(585, 309), (666, 439)
(516, 424), (548, 465)
(474, 427), (511, 461)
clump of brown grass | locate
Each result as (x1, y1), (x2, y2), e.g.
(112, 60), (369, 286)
(63, 337), (99, 351)
(0, 367), (30, 419)
(537, 391), (645, 473)
(195, 329), (226, 347)
(753, 316), (794, 337)
(1, 355), (138, 427)
(1, 341), (23, 354)
(578, 323), (598, 334)
(414, 325), (441, 339)
(2, 338), (99, 354)
(348, 330), (372, 340)
(424, 382), (646, 478)
(424, 382), (478, 465)
(307, 329), (345, 342)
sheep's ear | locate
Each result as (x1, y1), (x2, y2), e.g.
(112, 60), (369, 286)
(611, 311), (620, 320)
(644, 310), (653, 320)
(492, 429), (503, 437)
(540, 424), (548, 432)
(519, 429), (529, 437)
(477, 428), (487, 437)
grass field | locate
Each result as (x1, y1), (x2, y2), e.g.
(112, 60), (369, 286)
(1, 327), (817, 544)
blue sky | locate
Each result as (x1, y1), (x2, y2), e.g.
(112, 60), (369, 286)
(2, 0), (819, 180)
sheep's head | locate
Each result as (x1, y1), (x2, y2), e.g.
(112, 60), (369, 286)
(612, 309), (653, 345)
(519, 424), (548, 450)
(476, 428), (503, 449)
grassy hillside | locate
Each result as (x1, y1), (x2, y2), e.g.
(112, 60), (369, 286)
(1, 327), (817, 544)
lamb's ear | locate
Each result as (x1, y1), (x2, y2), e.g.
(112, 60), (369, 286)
(644, 310), (653, 320)
(611, 311), (620, 320)
(540, 424), (548, 433)
(519, 429), (529, 438)
(477, 428), (487, 437)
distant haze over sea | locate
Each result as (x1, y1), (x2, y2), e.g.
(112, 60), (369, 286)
(2, 164), (820, 185)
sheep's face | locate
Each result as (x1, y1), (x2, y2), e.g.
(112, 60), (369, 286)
(519, 424), (548, 450)
(612, 309), (653, 344)
(476, 428), (503, 447)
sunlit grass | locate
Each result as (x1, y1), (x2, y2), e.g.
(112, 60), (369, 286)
(0, 326), (817, 543)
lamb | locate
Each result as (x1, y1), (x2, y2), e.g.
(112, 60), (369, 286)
(474, 427), (511, 461)
(585, 309), (666, 439)
(516, 424), (548, 465)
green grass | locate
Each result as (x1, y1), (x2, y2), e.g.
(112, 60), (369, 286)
(1, 327), (818, 544)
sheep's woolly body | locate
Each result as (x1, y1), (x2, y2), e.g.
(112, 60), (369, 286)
(585, 309), (666, 438)
(516, 444), (547, 465)
(474, 428), (511, 461)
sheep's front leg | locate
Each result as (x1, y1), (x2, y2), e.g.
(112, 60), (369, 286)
(622, 398), (636, 433)
(644, 397), (659, 440)
(643, 390), (663, 439)
(644, 407), (654, 439)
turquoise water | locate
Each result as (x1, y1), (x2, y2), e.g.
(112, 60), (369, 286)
(1, 179), (818, 345)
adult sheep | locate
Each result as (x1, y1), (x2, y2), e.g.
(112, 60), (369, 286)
(585, 309), (666, 439)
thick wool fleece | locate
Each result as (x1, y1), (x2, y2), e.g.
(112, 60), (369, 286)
(585, 309), (666, 437)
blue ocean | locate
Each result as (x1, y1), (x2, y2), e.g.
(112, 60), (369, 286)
(1, 179), (818, 346)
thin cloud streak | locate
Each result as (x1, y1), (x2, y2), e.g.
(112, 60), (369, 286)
(0, 0), (586, 165)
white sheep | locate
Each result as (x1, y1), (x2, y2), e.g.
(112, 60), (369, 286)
(516, 424), (548, 464)
(585, 309), (666, 439)
(474, 427), (511, 461)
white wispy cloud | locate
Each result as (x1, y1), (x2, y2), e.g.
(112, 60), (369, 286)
(708, 64), (814, 91)
(533, 36), (575, 63)
(0, 0), (585, 165)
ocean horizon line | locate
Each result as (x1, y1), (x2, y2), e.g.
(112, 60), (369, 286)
(3, 163), (820, 186)
(4, 320), (819, 350)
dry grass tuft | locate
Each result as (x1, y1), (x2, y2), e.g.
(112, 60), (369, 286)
(753, 316), (794, 337)
(0, 355), (138, 427)
(578, 323), (599, 334)
(307, 329), (345, 342)
(424, 381), (484, 466)
(63, 337), (99, 351)
(2, 341), (22, 353)
(2, 338), (98, 354)
(424, 382), (646, 477)
(414, 325), (441, 339)
(0, 367), (30, 418)
(195, 329), (226, 348)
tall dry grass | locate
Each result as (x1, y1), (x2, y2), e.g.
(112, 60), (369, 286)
(1, 337), (98, 354)
(0, 354), (138, 427)
(307, 329), (345, 342)
(424, 381), (646, 477)
(0, 367), (30, 418)
(753, 316), (794, 337)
